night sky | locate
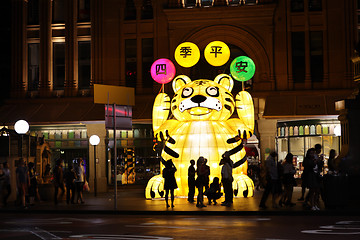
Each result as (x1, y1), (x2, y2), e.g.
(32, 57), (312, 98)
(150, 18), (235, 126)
(0, 0), (12, 103)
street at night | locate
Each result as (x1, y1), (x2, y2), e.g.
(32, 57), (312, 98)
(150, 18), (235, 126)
(0, 213), (359, 240)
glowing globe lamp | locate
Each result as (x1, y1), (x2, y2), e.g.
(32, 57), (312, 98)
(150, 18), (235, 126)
(174, 42), (200, 68)
(204, 41), (230, 66)
(151, 58), (176, 84)
(230, 56), (255, 82)
(89, 135), (100, 146)
(14, 120), (29, 134)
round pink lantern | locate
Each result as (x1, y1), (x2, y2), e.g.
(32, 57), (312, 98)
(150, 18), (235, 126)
(151, 58), (176, 84)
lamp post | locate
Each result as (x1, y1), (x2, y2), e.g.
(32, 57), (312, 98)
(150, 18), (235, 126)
(14, 120), (29, 158)
(89, 134), (100, 196)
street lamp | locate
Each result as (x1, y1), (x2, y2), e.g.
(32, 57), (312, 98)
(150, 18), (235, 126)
(89, 134), (100, 196)
(14, 120), (29, 158)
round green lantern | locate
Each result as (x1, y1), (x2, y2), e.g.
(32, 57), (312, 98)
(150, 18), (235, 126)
(230, 56), (255, 82)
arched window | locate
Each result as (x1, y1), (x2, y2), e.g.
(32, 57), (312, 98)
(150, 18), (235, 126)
(310, 125), (316, 135)
(141, 0), (153, 19)
(125, 0), (136, 20)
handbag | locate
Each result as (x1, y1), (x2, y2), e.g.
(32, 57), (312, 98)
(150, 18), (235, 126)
(83, 181), (90, 192)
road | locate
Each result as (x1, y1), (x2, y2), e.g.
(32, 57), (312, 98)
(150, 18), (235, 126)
(0, 213), (359, 239)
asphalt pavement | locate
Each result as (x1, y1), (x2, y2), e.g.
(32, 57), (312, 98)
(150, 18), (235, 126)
(0, 185), (358, 215)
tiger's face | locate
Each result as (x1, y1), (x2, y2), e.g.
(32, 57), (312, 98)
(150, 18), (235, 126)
(171, 74), (235, 121)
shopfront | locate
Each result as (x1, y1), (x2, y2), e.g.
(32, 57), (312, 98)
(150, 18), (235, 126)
(276, 119), (341, 178)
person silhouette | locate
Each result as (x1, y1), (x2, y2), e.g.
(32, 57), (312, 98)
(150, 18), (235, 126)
(187, 159), (196, 203)
(162, 159), (177, 208)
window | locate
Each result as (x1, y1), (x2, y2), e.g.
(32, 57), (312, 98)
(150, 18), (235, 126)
(125, 0), (136, 20)
(53, 0), (65, 23)
(227, 0), (241, 6)
(141, 0), (153, 20)
(28, 43), (40, 91)
(78, 41), (91, 89)
(243, 0), (258, 5)
(142, 38), (153, 88)
(200, 0), (213, 7)
(53, 42), (65, 89)
(78, 0), (91, 22)
(184, 0), (197, 8)
(125, 39), (137, 88)
(291, 0), (304, 12)
(309, 0), (322, 11)
(27, 0), (39, 25)
(291, 32), (305, 83)
(310, 31), (323, 82)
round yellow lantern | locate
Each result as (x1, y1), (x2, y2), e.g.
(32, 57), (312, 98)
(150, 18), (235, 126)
(204, 41), (230, 66)
(174, 42), (200, 68)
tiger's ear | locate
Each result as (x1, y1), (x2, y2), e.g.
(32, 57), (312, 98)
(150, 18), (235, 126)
(172, 75), (191, 92)
(214, 74), (234, 91)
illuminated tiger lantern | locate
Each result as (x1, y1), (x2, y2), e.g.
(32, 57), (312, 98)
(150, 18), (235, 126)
(146, 73), (255, 199)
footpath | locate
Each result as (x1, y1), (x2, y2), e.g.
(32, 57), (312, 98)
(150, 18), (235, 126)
(0, 185), (359, 215)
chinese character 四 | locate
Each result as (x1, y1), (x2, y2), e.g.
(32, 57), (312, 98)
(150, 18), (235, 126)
(156, 64), (167, 75)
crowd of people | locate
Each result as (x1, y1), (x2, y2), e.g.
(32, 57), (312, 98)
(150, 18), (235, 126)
(0, 157), (87, 209)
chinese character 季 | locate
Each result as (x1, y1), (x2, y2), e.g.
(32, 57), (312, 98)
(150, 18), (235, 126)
(210, 46), (222, 58)
(180, 46), (192, 58)
(235, 61), (248, 73)
(156, 64), (167, 75)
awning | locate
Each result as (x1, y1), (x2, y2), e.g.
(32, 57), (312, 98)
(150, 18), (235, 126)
(263, 94), (350, 118)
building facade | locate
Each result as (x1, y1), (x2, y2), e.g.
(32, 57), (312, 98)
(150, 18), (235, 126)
(2, 0), (358, 197)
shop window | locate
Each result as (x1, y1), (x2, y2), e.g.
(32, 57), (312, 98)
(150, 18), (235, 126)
(62, 130), (68, 139)
(316, 125), (322, 135)
(43, 132), (49, 139)
(285, 127), (288, 137)
(134, 129), (140, 138)
(291, 32), (305, 83)
(125, 0), (136, 20)
(280, 127), (285, 137)
(309, 0), (322, 11)
(68, 130), (75, 139)
(27, 0), (39, 25)
(78, 41), (91, 89)
(121, 131), (127, 138)
(310, 125), (316, 135)
(299, 126), (304, 135)
(294, 126), (299, 135)
(125, 39), (137, 88)
(52, 0), (65, 23)
(28, 43), (40, 91)
(304, 125), (309, 135)
(78, 0), (90, 22)
(142, 38), (153, 88)
(141, 0), (153, 19)
(81, 130), (87, 138)
(289, 126), (294, 136)
(323, 126), (329, 134)
(310, 31), (323, 83)
(277, 128), (281, 136)
(128, 130), (134, 138)
(53, 42), (65, 90)
(291, 0), (304, 12)
(289, 137), (304, 156)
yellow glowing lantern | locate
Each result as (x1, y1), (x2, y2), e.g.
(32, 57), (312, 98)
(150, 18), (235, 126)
(146, 73), (255, 198)
(233, 174), (254, 198)
(174, 42), (200, 68)
(204, 41), (230, 66)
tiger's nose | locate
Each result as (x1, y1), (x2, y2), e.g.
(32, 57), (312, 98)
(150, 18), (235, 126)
(191, 95), (206, 104)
